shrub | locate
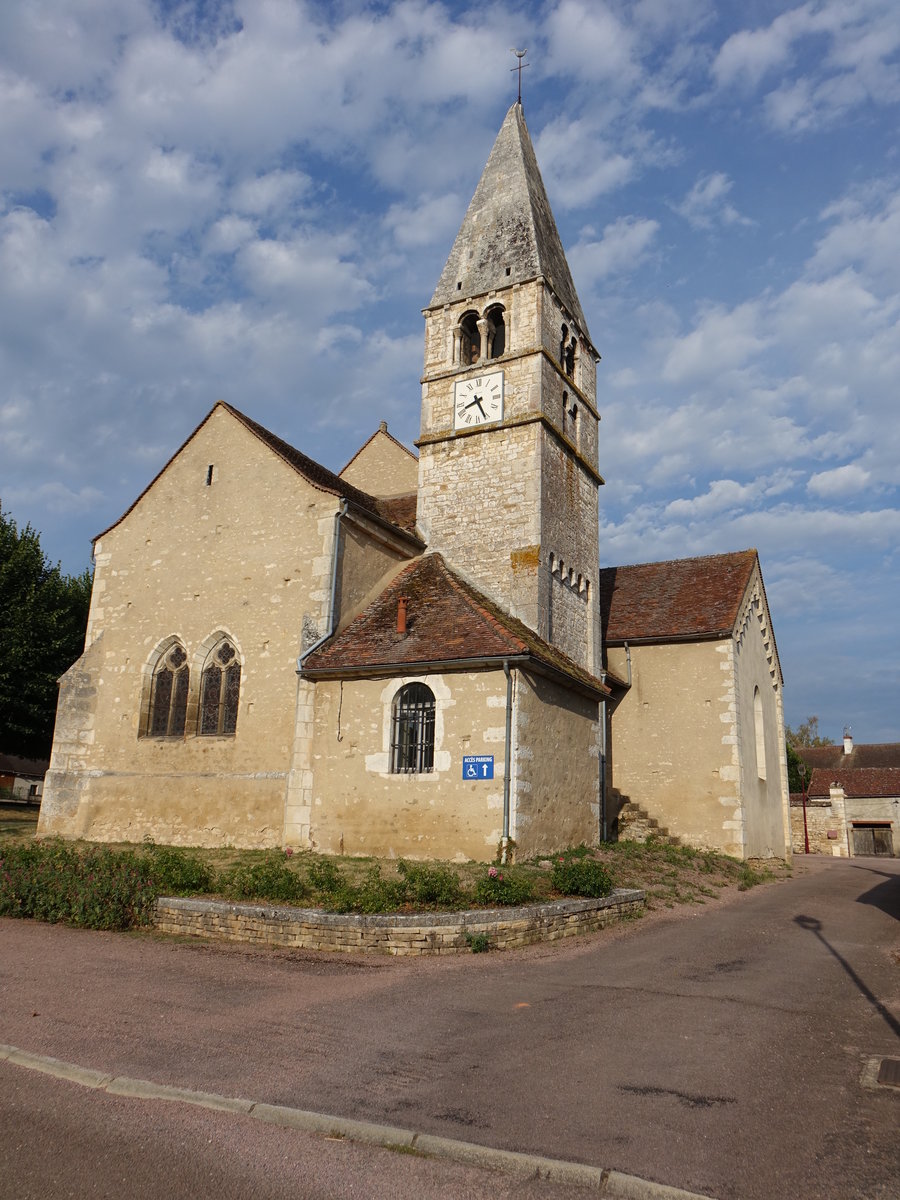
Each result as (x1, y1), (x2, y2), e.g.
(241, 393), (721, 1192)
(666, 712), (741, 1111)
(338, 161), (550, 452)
(327, 865), (405, 914)
(473, 866), (536, 907)
(142, 843), (215, 896)
(0, 841), (156, 930)
(551, 855), (613, 898)
(222, 853), (308, 904)
(306, 856), (346, 897)
(465, 932), (491, 953)
(396, 859), (464, 909)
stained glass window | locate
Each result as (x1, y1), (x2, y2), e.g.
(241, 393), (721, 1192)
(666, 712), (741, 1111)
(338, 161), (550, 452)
(148, 644), (189, 737)
(199, 640), (241, 736)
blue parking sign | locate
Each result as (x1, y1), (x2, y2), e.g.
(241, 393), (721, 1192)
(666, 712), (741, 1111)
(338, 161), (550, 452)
(462, 755), (494, 780)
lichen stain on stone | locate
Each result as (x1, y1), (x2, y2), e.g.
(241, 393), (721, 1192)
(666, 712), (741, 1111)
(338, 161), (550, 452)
(511, 544), (541, 573)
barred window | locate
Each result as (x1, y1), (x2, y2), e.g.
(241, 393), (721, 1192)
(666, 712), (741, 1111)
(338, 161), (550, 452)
(390, 683), (435, 774)
(148, 643), (189, 737)
(199, 639), (241, 736)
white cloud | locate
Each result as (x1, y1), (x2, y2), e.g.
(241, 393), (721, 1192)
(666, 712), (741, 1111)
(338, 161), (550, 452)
(807, 463), (872, 496)
(570, 217), (659, 287)
(384, 193), (464, 250)
(674, 172), (753, 230)
(661, 301), (768, 383)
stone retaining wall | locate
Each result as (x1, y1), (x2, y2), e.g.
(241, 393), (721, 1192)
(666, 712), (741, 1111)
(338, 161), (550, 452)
(154, 889), (645, 956)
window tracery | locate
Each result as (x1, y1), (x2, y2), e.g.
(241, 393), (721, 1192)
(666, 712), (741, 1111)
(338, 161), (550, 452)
(199, 639), (241, 736)
(147, 642), (189, 737)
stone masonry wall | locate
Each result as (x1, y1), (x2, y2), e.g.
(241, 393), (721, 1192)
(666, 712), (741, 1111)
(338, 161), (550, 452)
(154, 890), (645, 956)
(607, 640), (747, 857)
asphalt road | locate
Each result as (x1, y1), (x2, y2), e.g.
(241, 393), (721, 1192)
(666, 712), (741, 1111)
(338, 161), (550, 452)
(1, 856), (898, 1199)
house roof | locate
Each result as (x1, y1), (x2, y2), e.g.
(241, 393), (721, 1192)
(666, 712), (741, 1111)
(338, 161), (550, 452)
(0, 753), (49, 778)
(94, 402), (423, 547)
(599, 550), (758, 644)
(808, 767), (900, 799)
(302, 552), (608, 697)
(428, 102), (591, 344)
(796, 743), (900, 771)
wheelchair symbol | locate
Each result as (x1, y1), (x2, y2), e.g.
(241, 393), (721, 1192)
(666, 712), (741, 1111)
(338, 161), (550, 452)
(466, 765), (477, 778)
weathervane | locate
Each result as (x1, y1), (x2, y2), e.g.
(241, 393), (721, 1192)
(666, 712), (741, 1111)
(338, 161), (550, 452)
(510, 48), (529, 105)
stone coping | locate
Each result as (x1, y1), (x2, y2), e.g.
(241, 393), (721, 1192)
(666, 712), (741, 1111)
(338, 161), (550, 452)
(155, 889), (645, 956)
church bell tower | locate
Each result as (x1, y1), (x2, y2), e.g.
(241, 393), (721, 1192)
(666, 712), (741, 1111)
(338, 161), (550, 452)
(416, 102), (604, 675)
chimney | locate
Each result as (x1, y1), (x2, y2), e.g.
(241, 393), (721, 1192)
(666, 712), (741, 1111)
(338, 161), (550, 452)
(843, 726), (853, 755)
(396, 596), (408, 635)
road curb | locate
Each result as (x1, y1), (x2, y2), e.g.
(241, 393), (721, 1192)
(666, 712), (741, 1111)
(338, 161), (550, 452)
(0, 1043), (714, 1199)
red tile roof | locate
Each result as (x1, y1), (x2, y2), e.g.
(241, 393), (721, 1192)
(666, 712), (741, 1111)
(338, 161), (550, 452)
(375, 493), (418, 535)
(808, 767), (900, 799)
(303, 552), (608, 696)
(599, 550), (758, 643)
(796, 743), (900, 771)
(95, 402), (423, 547)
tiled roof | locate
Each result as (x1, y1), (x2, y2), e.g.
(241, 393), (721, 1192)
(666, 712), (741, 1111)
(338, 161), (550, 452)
(808, 767), (900, 799)
(303, 552), (607, 696)
(0, 753), (49, 777)
(375, 493), (418, 535)
(796, 743), (900, 771)
(599, 550), (758, 643)
(225, 405), (394, 526)
(95, 402), (423, 547)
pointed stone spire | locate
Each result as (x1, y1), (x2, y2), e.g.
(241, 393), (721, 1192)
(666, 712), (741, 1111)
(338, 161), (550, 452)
(429, 103), (588, 337)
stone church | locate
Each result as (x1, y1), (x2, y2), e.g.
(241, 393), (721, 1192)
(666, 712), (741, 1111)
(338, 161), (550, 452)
(39, 103), (792, 862)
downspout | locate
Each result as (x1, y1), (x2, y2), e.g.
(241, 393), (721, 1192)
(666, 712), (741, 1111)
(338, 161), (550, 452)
(296, 499), (348, 670)
(502, 659), (513, 864)
(599, 672), (608, 843)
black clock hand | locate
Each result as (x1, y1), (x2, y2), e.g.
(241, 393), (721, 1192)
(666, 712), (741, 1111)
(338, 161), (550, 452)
(464, 396), (487, 417)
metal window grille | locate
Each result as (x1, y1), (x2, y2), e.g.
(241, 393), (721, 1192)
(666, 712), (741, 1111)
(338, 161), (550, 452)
(390, 683), (435, 773)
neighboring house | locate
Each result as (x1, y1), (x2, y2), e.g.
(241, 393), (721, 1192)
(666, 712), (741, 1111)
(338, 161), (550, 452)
(0, 754), (48, 803)
(599, 553), (790, 860)
(38, 102), (790, 862)
(792, 733), (899, 856)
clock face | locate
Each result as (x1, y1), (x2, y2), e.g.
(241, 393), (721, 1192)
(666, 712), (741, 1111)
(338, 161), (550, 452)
(454, 371), (504, 430)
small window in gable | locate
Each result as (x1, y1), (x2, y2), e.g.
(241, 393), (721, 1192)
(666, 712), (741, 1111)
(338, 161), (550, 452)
(391, 683), (435, 773)
(485, 304), (505, 358)
(147, 643), (189, 737)
(199, 639), (241, 736)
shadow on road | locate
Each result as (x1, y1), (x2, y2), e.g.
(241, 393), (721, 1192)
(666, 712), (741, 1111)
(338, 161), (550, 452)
(794, 914), (900, 1040)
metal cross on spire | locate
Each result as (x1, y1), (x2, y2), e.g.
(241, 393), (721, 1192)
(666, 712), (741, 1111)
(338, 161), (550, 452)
(510, 48), (529, 105)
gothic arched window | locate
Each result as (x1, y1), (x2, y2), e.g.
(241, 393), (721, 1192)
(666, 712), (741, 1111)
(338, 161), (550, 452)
(485, 304), (506, 358)
(390, 683), (435, 773)
(198, 638), (241, 736)
(459, 312), (480, 365)
(147, 642), (189, 737)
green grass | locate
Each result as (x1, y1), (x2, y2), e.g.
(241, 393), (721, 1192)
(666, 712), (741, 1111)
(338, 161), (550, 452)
(0, 806), (787, 931)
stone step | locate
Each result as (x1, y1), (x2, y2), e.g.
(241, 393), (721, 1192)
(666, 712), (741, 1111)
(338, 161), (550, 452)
(616, 800), (682, 846)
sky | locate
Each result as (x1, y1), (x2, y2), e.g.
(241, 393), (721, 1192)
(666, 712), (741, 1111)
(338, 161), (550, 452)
(1, 0), (898, 743)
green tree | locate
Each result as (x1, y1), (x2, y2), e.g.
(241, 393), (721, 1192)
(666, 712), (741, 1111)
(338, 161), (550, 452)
(785, 740), (806, 794)
(784, 715), (834, 794)
(785, 716), (834, 747)
(0, 505), (92, 759)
